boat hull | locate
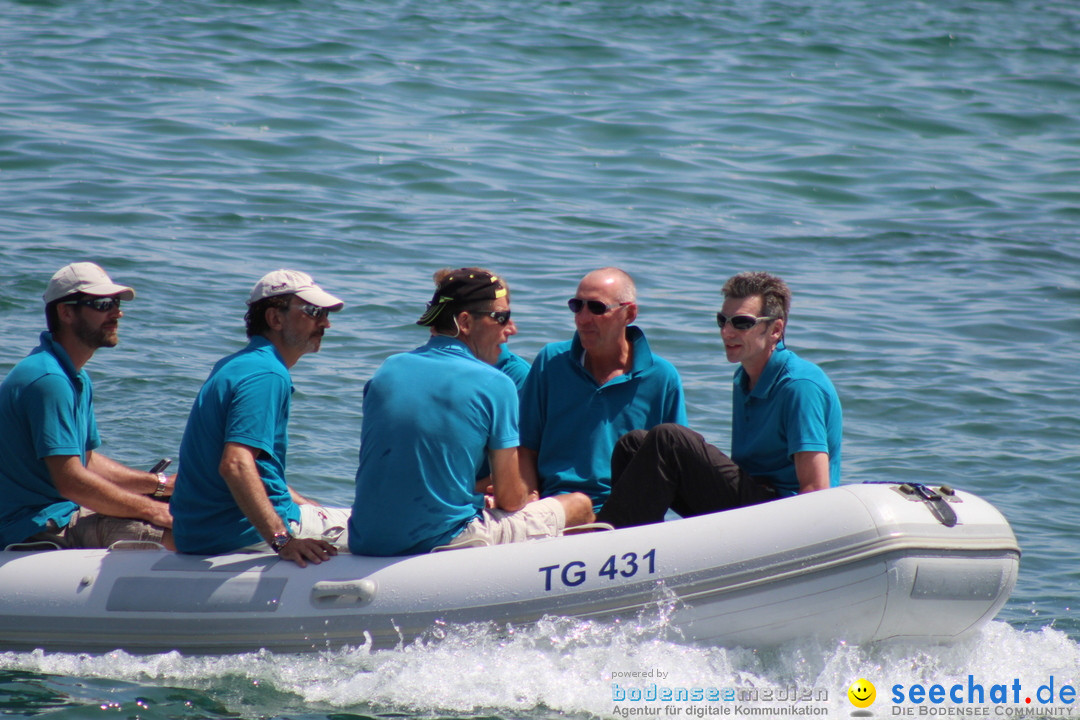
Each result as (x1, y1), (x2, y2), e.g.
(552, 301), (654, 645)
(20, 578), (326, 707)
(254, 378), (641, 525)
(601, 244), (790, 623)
(0, 483), (1019, 654)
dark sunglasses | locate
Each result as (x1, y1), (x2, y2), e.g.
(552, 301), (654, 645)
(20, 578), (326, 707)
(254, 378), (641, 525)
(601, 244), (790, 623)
(473, 310), (512, 326)
(62, 297), (122, 312)
(295, 303), (331, 321)
(716, 312), (775, 331)
(568, 298), (633, 315)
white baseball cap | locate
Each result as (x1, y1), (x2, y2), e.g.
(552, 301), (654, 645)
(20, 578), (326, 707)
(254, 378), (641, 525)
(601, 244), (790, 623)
(248, 269), (344, 310)
(43, 262), (136, 304)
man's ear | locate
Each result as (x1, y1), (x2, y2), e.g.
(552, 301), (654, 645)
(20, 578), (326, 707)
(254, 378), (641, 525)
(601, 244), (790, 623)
(770, 317), (785, 343)
(266, 305), (287, 332)
(455, 310), (474, 336)
(624, 302), (639, 325)
(55, 303), (76, 326)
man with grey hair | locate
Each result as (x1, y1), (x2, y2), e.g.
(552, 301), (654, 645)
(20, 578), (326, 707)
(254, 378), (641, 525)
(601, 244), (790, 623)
(0, 262), (174, 550)
(519, 267), (686, 509)
(597, 271), (842, 528)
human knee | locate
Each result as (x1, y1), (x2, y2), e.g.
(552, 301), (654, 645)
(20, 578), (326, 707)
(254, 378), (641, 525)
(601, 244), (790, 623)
(615, 428), (648, 453)
(558, 492), (596, 526)
(645, 424), (709, 454)
(648, 423), (693, 442)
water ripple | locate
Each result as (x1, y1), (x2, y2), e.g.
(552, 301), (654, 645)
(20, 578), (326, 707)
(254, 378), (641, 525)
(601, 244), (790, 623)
(1, 0), (1078, 714)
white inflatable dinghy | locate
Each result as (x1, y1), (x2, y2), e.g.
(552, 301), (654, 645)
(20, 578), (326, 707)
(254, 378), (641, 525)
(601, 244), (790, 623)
(0, 482), (1019, 654)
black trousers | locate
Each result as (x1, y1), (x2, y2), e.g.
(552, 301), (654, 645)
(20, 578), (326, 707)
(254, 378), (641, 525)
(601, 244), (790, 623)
(596, 423), (777, 528)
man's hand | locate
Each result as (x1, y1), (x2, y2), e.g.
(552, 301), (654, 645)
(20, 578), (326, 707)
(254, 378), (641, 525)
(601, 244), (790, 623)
(479, 467), (541, 509)
(143, 500), (173, 530)
(277, 537), (337, 568)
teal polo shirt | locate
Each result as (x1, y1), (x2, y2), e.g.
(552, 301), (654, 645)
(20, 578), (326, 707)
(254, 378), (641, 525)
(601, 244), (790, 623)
(520, 326), (687, 507)
(477, 344), (531, 479)
(349, 335), (520, 556)
(0, 332), (94, 547)
(495, 345), (530, 396)
(171, 336), (300, 555)
(731, 341), (842, 496)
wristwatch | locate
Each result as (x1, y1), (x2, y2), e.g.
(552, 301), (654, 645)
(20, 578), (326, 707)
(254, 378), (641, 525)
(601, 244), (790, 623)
(152, 472), (169, 499)
(269, 532), (292, 553)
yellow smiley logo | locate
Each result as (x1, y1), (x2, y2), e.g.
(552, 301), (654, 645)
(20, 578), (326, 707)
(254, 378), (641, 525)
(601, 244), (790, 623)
(848, 679), (876, 708)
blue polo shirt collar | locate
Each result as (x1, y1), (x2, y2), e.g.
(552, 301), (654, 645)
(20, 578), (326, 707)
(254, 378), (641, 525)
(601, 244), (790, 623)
(247, 336), (294, 393)
(423, 334), (483, 361)
(39, 331), (84, 389)
(569, 325), (653, 387)
(736, 340), (790, 399)
(248, 334), (288, 365)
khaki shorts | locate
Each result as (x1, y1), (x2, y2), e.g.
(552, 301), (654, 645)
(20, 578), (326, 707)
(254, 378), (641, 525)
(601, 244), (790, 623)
(440, 496), (566, 550)
(26, 507), (166, 549)
(241, 504), (351, 552)
(294, 503), (350, 549)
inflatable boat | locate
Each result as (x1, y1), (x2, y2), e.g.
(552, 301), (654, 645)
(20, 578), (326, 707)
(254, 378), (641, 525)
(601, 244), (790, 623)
(0, 482), (1019, 655)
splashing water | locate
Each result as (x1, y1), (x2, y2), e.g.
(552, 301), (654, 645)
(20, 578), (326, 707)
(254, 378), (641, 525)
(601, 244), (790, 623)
(1, 605), (1077, 720)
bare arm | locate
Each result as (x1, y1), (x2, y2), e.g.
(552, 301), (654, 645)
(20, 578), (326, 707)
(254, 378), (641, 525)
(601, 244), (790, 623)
(489, 446), (530, 512)
(86, 450), (174, 496)
(518, 446), (541, 498)
(45, 455), (172, 528)
(793, 451), (831, 493)
(289, 487), (317, 506)
(219, 442), (335, 567)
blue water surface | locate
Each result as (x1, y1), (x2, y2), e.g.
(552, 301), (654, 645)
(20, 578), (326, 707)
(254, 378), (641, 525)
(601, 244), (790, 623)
(1, 0), (1078, 718)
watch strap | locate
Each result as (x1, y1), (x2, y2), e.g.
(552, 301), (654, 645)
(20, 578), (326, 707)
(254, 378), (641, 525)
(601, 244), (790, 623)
(270, 532), (292, 553)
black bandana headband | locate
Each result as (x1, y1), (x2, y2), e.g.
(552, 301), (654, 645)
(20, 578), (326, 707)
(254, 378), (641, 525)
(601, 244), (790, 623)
(416, 270), (507, 326)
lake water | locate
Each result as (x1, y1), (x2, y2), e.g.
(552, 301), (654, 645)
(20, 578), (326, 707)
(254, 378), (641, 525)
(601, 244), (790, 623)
(1, 0), (1078, 718)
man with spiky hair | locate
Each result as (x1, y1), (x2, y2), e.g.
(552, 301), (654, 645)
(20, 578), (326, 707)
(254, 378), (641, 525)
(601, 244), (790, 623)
(598, 271), (842, 528)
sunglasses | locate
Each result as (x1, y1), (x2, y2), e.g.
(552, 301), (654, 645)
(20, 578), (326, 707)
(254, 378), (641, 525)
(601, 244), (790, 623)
(295, 303), (331, 321)
(62, 297), (122, 313)
(568, 298), (633, 315)
(716, 312), (775, 331)
(473, 310), (512, 326)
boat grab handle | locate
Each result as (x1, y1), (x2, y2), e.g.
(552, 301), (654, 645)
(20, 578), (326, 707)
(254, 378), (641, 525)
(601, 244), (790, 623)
(311, 579), (377, 603)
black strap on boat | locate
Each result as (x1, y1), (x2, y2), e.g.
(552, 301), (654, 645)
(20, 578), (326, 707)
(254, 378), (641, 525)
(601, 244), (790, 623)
(898, 483), (958, 527)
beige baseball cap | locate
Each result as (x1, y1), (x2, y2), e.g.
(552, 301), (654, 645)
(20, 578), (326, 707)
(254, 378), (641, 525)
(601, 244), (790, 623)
(43, 262), (136, 304)
(248, 269), (344, 310)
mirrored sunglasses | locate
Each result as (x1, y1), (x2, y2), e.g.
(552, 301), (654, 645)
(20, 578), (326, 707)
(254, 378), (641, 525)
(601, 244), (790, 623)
(716, 312), (775, 331)
(62, 297), (122, 313)
(473, 310), (512, 326)
(296, 303), (331, 321)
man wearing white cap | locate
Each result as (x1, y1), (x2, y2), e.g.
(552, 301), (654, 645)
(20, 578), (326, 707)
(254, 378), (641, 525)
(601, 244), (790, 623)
(0, 262), (174, 550)
(170, 270), (350, 566)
